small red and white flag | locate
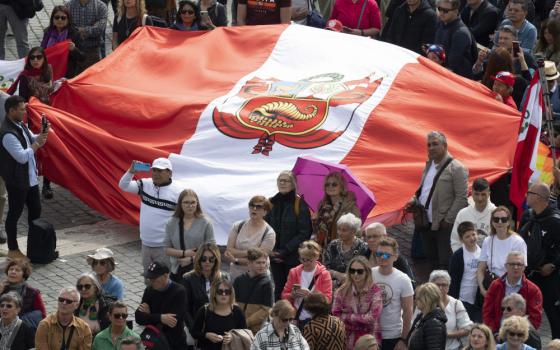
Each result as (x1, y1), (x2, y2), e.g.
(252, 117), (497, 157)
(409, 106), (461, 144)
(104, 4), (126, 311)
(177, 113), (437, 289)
(510, 71), (543, 214)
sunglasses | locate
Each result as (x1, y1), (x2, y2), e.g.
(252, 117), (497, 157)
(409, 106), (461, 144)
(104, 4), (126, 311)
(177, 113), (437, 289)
(0, 303), (14, 309)
(180, 9), (195, 14)
(29, 55), (43, 60)
(501, 306), (513, 312)
(437, 6), (454, 13)
(58, 297), (76, 305)
(349, 268), (365, 275)
(54, 15), (67, 20)
(217, 288), (231, 296)
(375, 251), (393, 260)
(508, 331), (524, 338)
(325, 182), (339, 188)
(201, 256), (216, 263)
(492, 216), (509, 223)
(92, 260), (107, 266)
(281, 317), (294, 323)
(112, 313), (128, 319)
(77, 284), (92, 291)
(249, 204), (265, 210)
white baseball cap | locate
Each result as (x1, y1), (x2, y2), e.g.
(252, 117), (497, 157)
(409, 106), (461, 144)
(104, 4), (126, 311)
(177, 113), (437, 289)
(152, 158), (172, 171)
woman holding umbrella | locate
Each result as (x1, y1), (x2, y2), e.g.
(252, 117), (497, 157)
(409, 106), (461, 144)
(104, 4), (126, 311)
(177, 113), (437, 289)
(313, 172), (360, 248)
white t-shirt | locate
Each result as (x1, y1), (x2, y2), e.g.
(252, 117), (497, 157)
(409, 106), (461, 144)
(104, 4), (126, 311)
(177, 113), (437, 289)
(372, 267), (414, 339)
(445, 297), (473, 350)
(297, 268), (316, 321)
(418, 161), (437, 223)
(460, 245), (481, 304)
(479, 234), (527, 277)
(450, 202), (496, 252)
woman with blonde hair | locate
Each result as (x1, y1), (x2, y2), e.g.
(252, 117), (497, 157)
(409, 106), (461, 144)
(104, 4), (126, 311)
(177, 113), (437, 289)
(462, 324), (495, 350)
(191, 277), (246, 350)
(497, 316), (535, 350)
(332, 256), (383, 349)
(407, 282), (447, 350)
(165, 189), (215, 281)
(281, 240), (332, 330)
(354, 335), (379, 350)
(112, 0), (152, 48)
(313, 172), (360, 248)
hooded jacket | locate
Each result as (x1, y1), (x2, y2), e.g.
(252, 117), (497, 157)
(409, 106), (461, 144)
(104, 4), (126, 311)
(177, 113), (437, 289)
(281, 262), (333, 305)
(383, 0), (437, 54)
(407, 307), (447, 350)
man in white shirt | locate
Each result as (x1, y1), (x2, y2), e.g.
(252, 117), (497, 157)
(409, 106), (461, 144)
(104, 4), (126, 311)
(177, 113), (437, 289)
(371, 237), (414, 350)
(450, 177), (496, 252)
(119, 158), (182, 274)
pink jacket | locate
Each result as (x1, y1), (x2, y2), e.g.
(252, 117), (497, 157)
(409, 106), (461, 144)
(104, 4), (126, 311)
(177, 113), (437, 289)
(332, 283), (383, 350)
(281, 262), (333, 305)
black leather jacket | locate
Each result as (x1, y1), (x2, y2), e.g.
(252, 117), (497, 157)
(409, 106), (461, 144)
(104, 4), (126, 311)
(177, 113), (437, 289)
(408, 307), (447, 350)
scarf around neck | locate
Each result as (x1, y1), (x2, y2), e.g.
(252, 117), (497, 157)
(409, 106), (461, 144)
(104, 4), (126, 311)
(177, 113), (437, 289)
(42, 28), (69, 49)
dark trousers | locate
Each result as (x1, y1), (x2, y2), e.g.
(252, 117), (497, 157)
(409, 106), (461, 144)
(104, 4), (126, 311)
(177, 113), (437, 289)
(381, 338), (401, 350)
(270, 261), (297, 301)
(463, 301), (482, 323)
(529, 272), (560, 338)
(75, 47), (100, 75)
(5, 185), (41, 251)
(421, 226), (452, 269)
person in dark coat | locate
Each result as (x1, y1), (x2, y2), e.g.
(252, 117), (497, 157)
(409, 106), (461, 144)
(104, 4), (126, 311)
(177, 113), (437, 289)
(434, 0), (475, 78)
(383, 0), (437, 54)
(461, 0), (499, 47)
(265, 170), (312, 301)
(407, 283), (447, 350)
(0, 292), (34, 350)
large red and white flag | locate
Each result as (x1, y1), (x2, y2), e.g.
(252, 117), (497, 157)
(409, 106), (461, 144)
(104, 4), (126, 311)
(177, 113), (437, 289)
(510, 72), (543, 215)
(26, 25), (521, 243)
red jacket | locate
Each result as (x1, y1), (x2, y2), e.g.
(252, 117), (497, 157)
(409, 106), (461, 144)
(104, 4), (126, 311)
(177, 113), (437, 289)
(482, 274), (542, 332)
(281, 262), (333, 306)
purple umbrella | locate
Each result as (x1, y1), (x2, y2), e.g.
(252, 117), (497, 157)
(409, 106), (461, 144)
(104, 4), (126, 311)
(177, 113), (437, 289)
(292, 156), (376, 222)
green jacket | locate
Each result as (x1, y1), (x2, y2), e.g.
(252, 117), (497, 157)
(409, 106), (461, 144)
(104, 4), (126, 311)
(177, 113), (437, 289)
(92, 325), (140, 350)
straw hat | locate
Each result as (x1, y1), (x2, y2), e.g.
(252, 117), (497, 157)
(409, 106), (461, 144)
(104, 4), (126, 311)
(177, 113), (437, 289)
(545, 61), (560, 81)
(86, 247), (117, 271)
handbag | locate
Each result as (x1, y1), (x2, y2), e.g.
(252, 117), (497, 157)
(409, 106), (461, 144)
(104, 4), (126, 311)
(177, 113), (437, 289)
(305, 0), (326, 28)
(173, 218), (193, 280)
(482, 236), (498, 289)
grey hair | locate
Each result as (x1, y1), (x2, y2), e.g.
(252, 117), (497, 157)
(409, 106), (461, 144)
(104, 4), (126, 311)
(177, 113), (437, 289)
(365, 222), (386, 235)
(337, 212), (362, 233)
(77, 272), (102, 294)
(502, 293), (526, 313)
(506, 251), (526, 264)
(120, 336), (144, 350)
(427, 131), (448, 145)
(429, 270), (451, 285)
(435, 0), (460, 9)
(59, 286), (81, 303)
(0, 292), (22, 308)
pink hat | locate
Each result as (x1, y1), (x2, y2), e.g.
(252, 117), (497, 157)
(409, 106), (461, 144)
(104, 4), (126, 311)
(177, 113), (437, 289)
(326, 19), (343, 32)
(492, 71), (515, 87)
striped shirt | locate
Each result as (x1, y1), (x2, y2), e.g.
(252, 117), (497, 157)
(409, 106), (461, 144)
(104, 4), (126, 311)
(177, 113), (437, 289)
(65, 0), (108, 49)
(251, 323), (310, 350)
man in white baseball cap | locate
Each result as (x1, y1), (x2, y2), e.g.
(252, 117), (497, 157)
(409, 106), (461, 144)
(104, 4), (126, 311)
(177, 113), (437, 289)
(118, 157), (182, 275)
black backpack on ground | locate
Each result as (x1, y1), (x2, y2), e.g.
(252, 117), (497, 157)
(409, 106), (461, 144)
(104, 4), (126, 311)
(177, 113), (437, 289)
(27, 218), (58, 264)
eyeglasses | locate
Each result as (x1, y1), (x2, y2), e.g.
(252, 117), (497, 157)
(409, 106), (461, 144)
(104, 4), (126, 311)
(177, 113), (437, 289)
(29, 55), (43, 61)
(492, 216), (509, 223)
(281, 317), (294, 323)
(54, 15), (67, 20)
(182, 200), (197, 206)
(349, 268), (365, 275)
(217, 288), (232, 296)
(365, 234), (382, 240)
(508, 331), (524, 338)
(92, 260), (107, 266)
(501, 306), (513, 312)
(112, 313), (128, 319)
(375, 251), (393, 260)
(249, 204), (265, 210)
(77, 284), (93, 291)
(325, 182), (339, 188)
(278, 179), (291, 184)
(201, 256), (216, 263)
(437, 6), (454, 13)
(180, 9), (195, 14)
(506, 262), (524, 268)
(300, 257), (313, 263)
(435, 283), (449, 288)
(527, 191), (545, 199)
(58, 297), (76, 305)
(0, 303), (14, 309)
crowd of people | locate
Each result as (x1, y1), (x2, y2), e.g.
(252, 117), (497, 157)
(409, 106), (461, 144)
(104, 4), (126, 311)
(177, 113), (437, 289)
(1, 0), (560, 348)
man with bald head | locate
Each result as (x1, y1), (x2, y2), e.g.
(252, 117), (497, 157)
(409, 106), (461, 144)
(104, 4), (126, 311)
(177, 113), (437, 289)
(519, 182), (560, 338)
